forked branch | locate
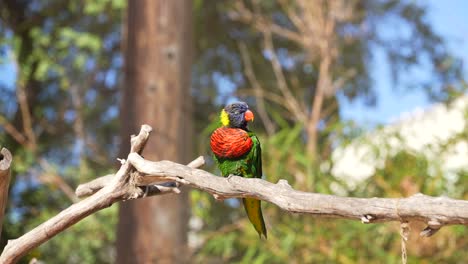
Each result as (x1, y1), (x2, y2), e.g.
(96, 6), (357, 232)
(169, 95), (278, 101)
(1, 125), (467, 263)
(0, 125), (202, 263)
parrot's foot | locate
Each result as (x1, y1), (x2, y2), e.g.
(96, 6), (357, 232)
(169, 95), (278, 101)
(226, 174), (238, 182)
(213, 193), (226, 201)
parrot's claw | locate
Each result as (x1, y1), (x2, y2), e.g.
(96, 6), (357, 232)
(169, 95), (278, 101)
(213, 193), (226, 201)
(226, 174), (237, 182)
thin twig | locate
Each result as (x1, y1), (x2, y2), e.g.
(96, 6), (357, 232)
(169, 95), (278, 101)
(400, 221), (410, 264)
(238, 42), (276, 135)
(236, 89), (296, 115)
(228, 1), (303, 44)
(0, 116), (28, 146)
(0, 114), (79, 203)
(16, 85), (37, 153)
(262, 30), (307, 123)
(38, 159), (80, 203)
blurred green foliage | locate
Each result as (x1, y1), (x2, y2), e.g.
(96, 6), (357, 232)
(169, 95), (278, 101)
(0, 0), (467, 263)
(0, 0), (123, 262)
(190, 1), (467, 262)
(193, 122), (468, 263)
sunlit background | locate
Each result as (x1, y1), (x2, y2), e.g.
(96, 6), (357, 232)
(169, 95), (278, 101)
(0, 0), (467, 263)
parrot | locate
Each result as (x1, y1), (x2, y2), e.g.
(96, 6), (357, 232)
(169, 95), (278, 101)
(209, 102), (267, 238)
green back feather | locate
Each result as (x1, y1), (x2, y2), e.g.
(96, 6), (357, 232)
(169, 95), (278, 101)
(214, 132), (262, 179)
(213, 131), (267, 238)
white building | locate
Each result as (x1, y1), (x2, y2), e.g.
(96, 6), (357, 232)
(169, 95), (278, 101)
(331, 96), (468, 191)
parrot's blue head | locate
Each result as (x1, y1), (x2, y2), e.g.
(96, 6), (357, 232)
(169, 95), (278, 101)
(220, 102), (254, 129)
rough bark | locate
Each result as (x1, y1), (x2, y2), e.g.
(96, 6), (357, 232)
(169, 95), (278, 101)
(127, 152), (468, 234)
(117, 0), (193, 263)
(0, 148), (12, 241)
(0, 126), (155, 264)
(0, 125), (201, 264)
(1, 125), (467, 263)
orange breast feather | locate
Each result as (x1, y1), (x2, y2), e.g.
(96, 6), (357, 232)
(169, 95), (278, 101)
(210, 127), (253, 159)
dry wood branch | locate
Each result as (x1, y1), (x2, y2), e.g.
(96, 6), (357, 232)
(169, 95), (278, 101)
(2, 124), (468, 262)
(0, 148), (12, 240)
(128, 153), (468, 235)
(75, 156), (205, 198)
(0, 125), (205, 263)
(75, 174), (114, 197)
(0, 125), (154, 263)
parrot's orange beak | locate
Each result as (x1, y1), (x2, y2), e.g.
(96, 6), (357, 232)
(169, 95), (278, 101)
(244, 110), (254, 122)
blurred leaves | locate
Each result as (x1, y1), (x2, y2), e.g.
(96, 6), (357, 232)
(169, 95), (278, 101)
(0, 0), (123, 262)
(0, 0), (466, 263)
(191, 2), (466, 261)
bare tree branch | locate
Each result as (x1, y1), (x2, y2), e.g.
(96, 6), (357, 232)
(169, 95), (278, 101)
(0, 125), (154, 263)
(69, 83), (90, 180)
(37, 158), (80, 203)
(1, 124), (467, 263)
(230, 0), (360, 159)
(237, 42), (276, 135)
(236, 89), (297, 116)
(75, 156), (205, 198)
(228, 1), (303, 44)
(0, 148), (12, 241)
(127, 152), (468, 236)
(0, 125), (205, 263)
(16, 85), (37, 153)
(75, 174), (114, 197)
(0, 115), (79, 203)
(0, 116), (28, 146)
(262, 30), (308, 123)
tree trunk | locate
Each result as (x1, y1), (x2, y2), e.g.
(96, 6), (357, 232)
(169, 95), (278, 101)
(116, 1), (192, 263)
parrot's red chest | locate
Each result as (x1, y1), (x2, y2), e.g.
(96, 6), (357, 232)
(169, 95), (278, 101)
(210, 127), (253, 159)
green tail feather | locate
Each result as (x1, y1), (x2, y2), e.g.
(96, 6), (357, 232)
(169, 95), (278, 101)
(243, 198), (267, 239)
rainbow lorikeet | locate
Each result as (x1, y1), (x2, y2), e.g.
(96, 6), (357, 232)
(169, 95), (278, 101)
(210, 102), (267, 238)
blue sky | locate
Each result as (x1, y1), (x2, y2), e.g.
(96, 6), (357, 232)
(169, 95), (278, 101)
(339, 0), (468, 126)
(0, 54), (16, 89)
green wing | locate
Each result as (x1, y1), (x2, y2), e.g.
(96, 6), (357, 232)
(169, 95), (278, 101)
(243, 133), (267, 238)
(212, 131), (267, 238)
(213, 133), (260, 178)
(249, 133), (262, 179)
